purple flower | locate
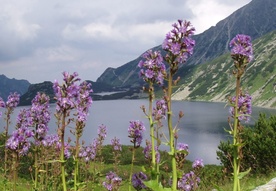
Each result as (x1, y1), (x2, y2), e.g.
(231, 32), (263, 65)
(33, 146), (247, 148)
(138, 50), (166, 86)
(6, 109), (34, 155)
(53, 72), (81, 113)
(230, 34), (253, 62)
(76, 81), (93, 123)
(29, 92), (51, 144)
(153, 99), (167, 120)
(143, 140), (160, 163)
(162, 20), (195, 65)
(132, 172), (148, 190)
(192, 159), (204, 169)
(103, 171), (122, 191)
(79, 141), (97, 162)
(128, 120), (146, 148)
(6, 92), (20, 108)
(177, 171), (200, 191)
(229, 92), (252, 122)
(177, 142), (189, 153)
(41, 134), (71, 158)
(98, 124), (107, 140)
(42, 134), (59, 147)
(111, 137), (122, 151)
(0, 97), (4, 117)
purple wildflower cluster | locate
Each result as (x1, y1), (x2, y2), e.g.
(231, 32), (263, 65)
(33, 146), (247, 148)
(79, 124), (107, 162)
(177, 142), (189, 153)
(230, 34), (253, 63)
(0, 97), (4, 117)
(79, 143), (96, 162)
(176, 143), (189, 169)
(143, 140), (160, 163)
(229, 92), (252, 122)
(42, 134), (71, 158)
(177, 171), (201, 191)
(128, 120), (146, 148)
(132, 172), (148, 191)
(6, 92), (20, 109)
(153, 99), (167, 120)
(53, 72), (81, 113)
(29, 92), (51, 144)
(102, 171), (122, 191)
(6, 109), (34, 155)
(192, 158), (204, 169)
(177, 159), (203, 191)
(138, 50), (166, 86)
(76, 81), (93, 123)
(111, 137), (122, 151)
(42, 134), (59, 147)
(97, 124), (107, 141)
(1, 92), (20, 119)
(162, 20), (195, 65)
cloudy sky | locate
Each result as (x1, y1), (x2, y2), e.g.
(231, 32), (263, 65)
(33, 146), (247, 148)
(0, 0), (251, 84)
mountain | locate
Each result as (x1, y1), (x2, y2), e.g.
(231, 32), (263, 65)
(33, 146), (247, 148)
(18, 80), (139, 106)
(172, 31), (276, 108)
(19, 81), (55, 106)
(96, 0), (276, 89)
(0, 74), (30, 100)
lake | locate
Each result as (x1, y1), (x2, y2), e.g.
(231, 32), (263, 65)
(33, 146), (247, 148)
(1, 100), (276, 165)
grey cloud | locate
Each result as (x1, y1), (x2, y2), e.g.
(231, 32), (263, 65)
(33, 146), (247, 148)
(0, 0), (251, 83)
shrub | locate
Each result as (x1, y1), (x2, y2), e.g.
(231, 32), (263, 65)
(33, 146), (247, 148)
(217, 113), (276, 175)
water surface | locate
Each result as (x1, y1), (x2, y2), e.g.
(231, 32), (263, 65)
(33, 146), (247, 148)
(1, 100), (275, 164)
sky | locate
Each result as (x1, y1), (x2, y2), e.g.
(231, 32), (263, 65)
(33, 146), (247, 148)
(0, 0), (252, 84)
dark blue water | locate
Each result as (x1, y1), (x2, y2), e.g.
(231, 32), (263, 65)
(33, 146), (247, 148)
(1, 100), (275, 164)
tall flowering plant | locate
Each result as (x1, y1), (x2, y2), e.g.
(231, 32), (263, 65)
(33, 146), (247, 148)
(128, 120), (145, 191)
(1, 92), (20, 182)
(228, 34), (253, 191)
(162, 20), (195, 191)
(138, 49), (166, 182)
(53, 71), (92, 191)
(6, 109), (34, 190)
(29, 92), (51, 190)
(72, 81), (92, 191)
(138, 19), (200, 190)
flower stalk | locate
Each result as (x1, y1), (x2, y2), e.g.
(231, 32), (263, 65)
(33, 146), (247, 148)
(229, 34), (253, 191)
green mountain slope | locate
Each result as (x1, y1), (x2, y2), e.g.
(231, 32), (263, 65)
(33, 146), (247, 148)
(96, 0), (276, 88)
(172, 31), (276, 108)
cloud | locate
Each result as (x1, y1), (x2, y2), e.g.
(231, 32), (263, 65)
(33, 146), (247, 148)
(0, 0), (251, 83)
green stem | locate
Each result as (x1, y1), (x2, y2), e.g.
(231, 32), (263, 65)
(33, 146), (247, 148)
(148, 84), (157, 181)
(74, 135), (80, 191)
(34, 125), (39, 190)
(168, 72), (177, 191)
(129, 147), (135, 191)
(233, 75), (241, 191)
(61, 111), (67, 191)
(34, 146), (38, 190)
(12, 152), (18, 191)
(4, 110), (11, 180)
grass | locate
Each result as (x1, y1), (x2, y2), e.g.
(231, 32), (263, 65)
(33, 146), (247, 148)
(0, 163), (275, 191)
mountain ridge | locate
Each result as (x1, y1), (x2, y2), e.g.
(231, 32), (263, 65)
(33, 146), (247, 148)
(96, 0), (276, 88)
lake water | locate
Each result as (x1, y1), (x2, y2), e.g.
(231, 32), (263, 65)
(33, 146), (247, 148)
(1, 100), (276, 165)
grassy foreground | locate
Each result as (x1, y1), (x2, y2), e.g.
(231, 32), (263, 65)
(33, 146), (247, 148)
(0, 162), (275, 191)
